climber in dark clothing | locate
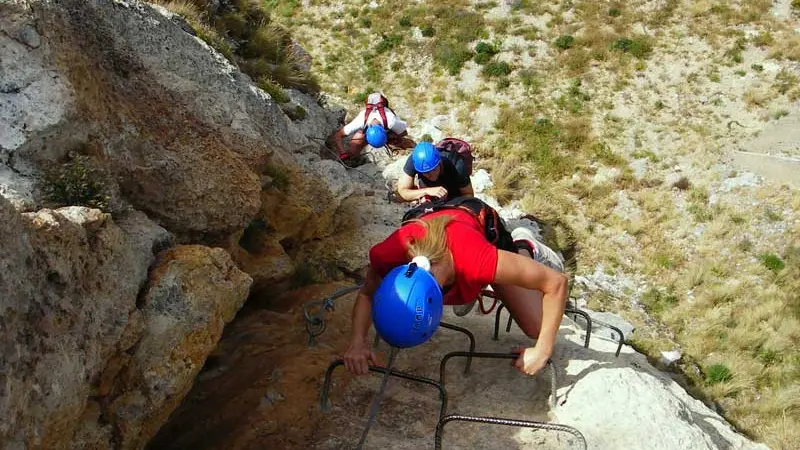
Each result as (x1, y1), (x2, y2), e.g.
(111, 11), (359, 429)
(396, 142), (474, 203)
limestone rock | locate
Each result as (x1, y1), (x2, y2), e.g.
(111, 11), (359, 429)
(2, 0), (349, 239)
(286, 89), (346, 145)
(105, 245), (252, 449)
(227, 225), (295, 297)
(0, 197), (166, 449)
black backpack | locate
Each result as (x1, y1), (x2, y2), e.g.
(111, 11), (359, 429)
(401, 197), (515, 252)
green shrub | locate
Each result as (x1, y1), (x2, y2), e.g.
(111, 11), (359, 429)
(494, 110), (591, 180)
(792, 0), (800, 12)
(257, 76), (290, 103)
(376, 34), (402, 53)
(496, 77), (511, 90)
(611, 37), (653, 59)
(608, 7), (621, 17)
(263, 0), (299, 18)
(591, 142), (625, 166)
(705, 364), (733, 385)
(421, 25), (435, 37)
(554, 35), (575, 50)
(759, 253), (785, 273)
(44, 153), (111, 212)
(194, 25), (234, 60)
(239, 23), (290, 61)
(672, 176), (691, 190)
(421, 134), (434, 142)
(775, 70), (799, 94)
(482, 61), (512, 77)
(474, 42), (499, 64)
(751, 63), (764, 72)
(399, 15), (412, 27)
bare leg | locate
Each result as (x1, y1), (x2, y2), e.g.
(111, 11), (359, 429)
(387, 131), (416, 149)
(348, 130), (367, 156)
(491, 247), (545, 339)
(492, 284), (544, 339)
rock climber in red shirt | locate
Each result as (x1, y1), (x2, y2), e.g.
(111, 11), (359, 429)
(343, 198), (568, 377)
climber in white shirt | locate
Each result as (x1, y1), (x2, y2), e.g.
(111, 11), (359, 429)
(328, 93), (415, 162)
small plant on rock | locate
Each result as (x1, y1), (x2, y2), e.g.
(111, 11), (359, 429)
(44, 152), (111, 212)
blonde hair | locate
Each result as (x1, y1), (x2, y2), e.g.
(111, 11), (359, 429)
(406, 215), (452, 263)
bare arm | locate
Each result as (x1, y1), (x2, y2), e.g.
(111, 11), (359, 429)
(350, 267), (381, 342)
(396, 173), (439, 201)
(344, 267), (382, 374)
(494, 250), (568, 371)
(331, 127), (346, 154)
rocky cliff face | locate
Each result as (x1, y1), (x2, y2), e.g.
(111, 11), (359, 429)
(0, 0), (358, 448)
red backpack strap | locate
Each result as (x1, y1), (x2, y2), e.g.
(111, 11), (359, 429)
(364, 95), (390, 129)
(376, 105), (388, 128)
(363, 104), (390, 129)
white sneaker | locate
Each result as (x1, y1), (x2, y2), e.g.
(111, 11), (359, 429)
(452, 299), (477, 316)
(511, 227), (565, 273)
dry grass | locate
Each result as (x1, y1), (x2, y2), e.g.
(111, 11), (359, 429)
(486, 156), (526, 205)
(155, 0), (318, 93)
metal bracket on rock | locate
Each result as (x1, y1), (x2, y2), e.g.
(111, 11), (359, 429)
(302, 284), (363, 346)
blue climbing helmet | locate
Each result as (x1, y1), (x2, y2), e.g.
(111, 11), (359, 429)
(412, 141), (441, 173)
(365, 124), (388, 148)
(372, 258), (443, 348)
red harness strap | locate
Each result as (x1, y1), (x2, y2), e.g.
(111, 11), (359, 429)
(478, 289), (500, 314)
(363, 104), (389, 129)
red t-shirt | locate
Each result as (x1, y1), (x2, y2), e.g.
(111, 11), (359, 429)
(369, 209), (498, 305)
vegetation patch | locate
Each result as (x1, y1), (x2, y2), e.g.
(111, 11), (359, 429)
(641, 287), (678, 315)
(156, 0), (319, 93)
(758, 253), (785, 273)
(495, 106), (595, 181)
(43, 152), (111, 212)
(473, 41), (499, 64)
(705, 363), (733, 385)
(610, 36), (653, 59)
(482, 61), (512, 77)
(554, 35), (575, 50)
